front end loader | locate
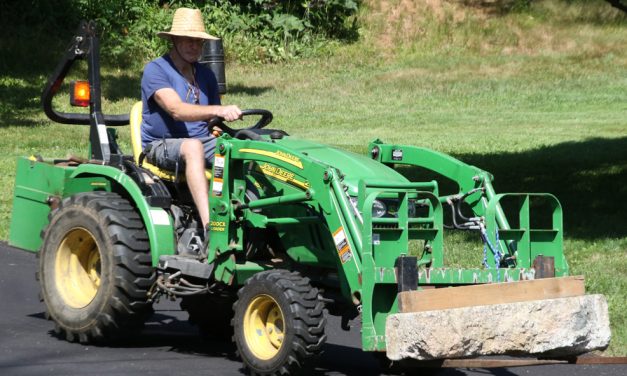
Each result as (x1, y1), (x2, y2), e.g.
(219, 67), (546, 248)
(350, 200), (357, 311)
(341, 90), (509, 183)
(8, 21), (610, 375)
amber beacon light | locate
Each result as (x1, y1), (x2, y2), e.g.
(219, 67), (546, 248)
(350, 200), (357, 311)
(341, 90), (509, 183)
(70, 80), (90, 107)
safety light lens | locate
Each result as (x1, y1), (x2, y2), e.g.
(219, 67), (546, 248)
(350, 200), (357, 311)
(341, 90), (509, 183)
(70, 80), (90, 107)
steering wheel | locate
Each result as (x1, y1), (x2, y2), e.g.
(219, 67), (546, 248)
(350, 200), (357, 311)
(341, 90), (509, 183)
(207, 109), (273, 140)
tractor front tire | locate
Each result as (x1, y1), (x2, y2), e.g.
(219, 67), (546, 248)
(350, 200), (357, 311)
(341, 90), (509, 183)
(232, 270), (326, 375)
(39, 192), (155, 343)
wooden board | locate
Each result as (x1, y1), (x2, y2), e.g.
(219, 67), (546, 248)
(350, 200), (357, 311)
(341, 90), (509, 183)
(395, 356), (627, 368)
(398, 276), (585, 313)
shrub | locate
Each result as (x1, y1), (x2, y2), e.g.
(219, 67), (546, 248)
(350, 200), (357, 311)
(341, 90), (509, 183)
(79, 0), (361, 65)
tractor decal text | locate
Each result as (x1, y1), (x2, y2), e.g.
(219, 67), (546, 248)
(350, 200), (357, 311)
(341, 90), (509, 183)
(275, 150), (301, 165)
(333, 227), (353, 264)
(239, 148), (303, 169)
(257, 163), (310, 190)
(210, 220), (226, 232)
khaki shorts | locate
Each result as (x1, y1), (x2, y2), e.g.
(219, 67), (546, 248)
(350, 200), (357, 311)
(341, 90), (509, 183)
(144, 136), (217, 172)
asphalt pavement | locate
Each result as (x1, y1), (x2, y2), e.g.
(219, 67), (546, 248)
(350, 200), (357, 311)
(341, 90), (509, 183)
(0, 241), (624, 376)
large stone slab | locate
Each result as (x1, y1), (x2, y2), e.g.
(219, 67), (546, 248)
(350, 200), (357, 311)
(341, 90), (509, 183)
(385, 294), (611, 361)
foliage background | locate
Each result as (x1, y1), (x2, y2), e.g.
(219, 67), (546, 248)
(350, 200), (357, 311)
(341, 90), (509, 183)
(1, 0), (360, 69)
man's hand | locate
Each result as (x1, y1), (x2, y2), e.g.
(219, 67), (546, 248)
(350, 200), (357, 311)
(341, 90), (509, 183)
(217, 105), (242, 122)
(211, 126), (223, 137)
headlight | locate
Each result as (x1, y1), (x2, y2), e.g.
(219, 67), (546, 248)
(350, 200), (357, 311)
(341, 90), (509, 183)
(349, 197), (387, 218)
(372, 199), (387, 218)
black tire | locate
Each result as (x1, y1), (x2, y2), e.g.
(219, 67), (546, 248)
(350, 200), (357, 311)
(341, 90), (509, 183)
(232, 270), (326, 375)
(38, 192), (155, 343)
(180, 292), (236, 342)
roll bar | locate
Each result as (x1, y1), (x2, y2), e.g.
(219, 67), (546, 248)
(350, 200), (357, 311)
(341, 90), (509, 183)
(41, 20), (129, 161)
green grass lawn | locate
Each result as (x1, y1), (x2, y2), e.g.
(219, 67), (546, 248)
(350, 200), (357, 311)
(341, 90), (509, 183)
(1, 0), (625, 356)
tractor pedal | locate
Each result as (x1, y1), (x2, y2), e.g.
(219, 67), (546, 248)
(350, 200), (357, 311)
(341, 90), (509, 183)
(158, 255), (214, 280)
(176, 227), (204, 257)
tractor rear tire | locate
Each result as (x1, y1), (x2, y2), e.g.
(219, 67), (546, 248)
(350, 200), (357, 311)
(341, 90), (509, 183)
(38, 192), (155, 343)
(232, 270), (326, 375)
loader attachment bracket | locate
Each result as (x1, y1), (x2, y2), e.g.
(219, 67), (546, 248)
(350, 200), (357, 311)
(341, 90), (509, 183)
(395, 256), (418, 292)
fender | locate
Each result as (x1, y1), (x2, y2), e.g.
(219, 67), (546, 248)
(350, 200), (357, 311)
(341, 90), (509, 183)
(69, 164), (175, 266)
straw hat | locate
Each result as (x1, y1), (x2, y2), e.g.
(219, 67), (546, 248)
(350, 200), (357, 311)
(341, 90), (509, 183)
(157, 8), (217, 40)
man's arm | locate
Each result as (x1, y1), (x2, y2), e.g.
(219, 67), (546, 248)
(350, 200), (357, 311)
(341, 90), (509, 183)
(154, 88), (242, 122)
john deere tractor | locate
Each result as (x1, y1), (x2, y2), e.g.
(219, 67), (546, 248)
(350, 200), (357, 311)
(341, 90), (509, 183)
(8, 21), (609, 375)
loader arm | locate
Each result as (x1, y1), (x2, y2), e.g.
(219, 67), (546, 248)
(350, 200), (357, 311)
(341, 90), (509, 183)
(368, 139), (502, 224)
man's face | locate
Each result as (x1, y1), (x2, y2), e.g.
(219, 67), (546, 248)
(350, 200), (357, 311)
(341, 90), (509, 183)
(173, 36), (204, 63)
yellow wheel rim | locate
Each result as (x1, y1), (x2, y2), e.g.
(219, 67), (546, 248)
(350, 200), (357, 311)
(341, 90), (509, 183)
(243, 294), (285, 360)
(54, 228), (101, 308)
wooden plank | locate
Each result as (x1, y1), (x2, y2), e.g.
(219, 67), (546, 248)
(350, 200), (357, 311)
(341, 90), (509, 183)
(440, 358), (567, 368)
(398, 276), (585, 313)
(404, 356), (627, 368)
(403, 358), (568, 368)
(397, 356), (627, 368)
(570, 356), (627, 365)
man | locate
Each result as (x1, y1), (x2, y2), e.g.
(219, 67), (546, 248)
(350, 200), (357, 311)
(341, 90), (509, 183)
(141, 7), (241, 231)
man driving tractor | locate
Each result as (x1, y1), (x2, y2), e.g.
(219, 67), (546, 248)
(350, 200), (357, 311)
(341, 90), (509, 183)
(141, 7), (242, 234)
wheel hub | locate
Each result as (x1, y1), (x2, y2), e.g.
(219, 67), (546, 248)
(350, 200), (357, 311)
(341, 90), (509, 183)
(54, 228), (101, 308)
(243, 295), (285, 360)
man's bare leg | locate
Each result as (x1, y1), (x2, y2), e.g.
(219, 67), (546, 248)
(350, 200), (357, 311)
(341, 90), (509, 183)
(180, 139), (209, 228)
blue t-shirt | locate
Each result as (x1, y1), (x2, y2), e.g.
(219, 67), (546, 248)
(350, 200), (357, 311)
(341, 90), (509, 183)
(140, 55), (221, 148)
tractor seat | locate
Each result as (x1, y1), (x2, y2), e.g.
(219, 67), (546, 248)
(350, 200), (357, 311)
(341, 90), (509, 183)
(130, 101), (211, 181)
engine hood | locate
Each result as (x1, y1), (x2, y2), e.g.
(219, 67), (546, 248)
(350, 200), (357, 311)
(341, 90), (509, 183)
(276, 137), (409, 195)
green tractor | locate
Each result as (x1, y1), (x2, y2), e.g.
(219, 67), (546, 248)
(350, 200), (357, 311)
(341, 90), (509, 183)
(9, 22), (609, 375)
